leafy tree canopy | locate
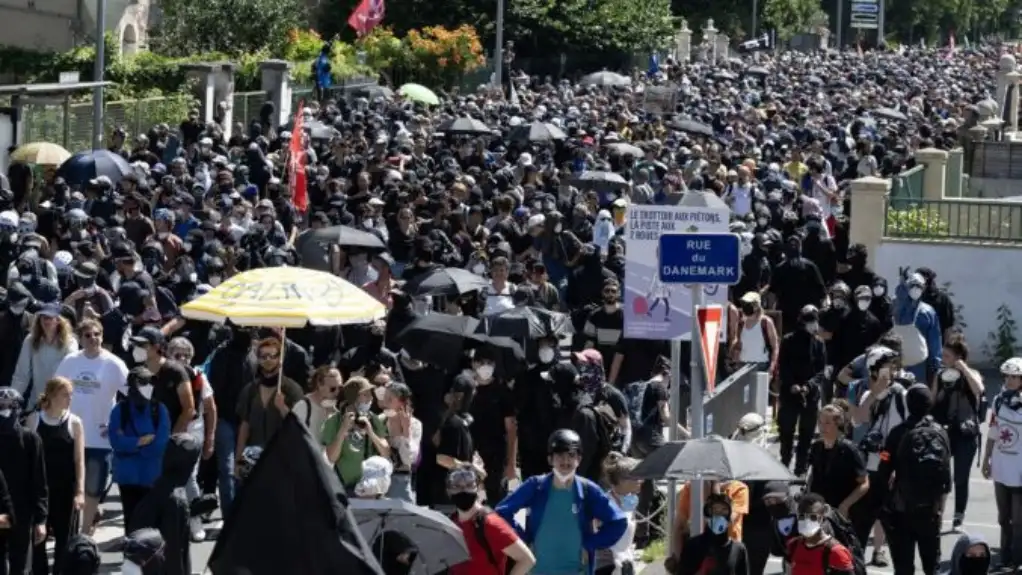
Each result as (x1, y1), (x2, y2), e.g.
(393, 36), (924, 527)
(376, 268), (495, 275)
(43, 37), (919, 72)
(150, 0), (307, 57)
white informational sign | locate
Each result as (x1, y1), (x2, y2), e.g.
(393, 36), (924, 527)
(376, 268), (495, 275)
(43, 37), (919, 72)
(642, 85), (678, 115)
(623, 204), (731, 341)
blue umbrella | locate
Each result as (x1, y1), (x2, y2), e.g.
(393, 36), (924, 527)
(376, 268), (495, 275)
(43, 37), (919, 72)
(56, 150), (133, 187)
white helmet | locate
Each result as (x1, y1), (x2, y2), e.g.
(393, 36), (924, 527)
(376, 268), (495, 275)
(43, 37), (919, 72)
(1001, 357), (1022, 377)
(732, 412), (768, 445)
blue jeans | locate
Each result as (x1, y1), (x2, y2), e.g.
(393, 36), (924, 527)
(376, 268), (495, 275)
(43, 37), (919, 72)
(951, 434), (979, 516)
(215, 421), (238, 514)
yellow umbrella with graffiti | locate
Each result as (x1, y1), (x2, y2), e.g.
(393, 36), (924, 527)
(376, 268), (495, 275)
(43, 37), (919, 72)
(181, 266), (386, 328)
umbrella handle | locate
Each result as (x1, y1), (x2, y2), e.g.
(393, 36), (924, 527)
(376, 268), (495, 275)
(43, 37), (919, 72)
(278, 327), (286, 393)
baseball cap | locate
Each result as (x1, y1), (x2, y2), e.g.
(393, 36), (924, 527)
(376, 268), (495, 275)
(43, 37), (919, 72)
(129, 326), (166, 347)
(541, 362), (578, 386)
(36, 302), (62, 317)
(572, 348), (604, 366)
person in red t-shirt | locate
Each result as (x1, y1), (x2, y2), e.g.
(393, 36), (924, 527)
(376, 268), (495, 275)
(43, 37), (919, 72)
(447, 465), (535, 575)
(787, 493), (855, 575)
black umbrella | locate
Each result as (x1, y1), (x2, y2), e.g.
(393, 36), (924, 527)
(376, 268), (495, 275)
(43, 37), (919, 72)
(712, 71), (737, 81)
(208, 415), (383, 575)
(349, 499), (468, 575)
(572, 171), (630, 190)
(631, 437), (796, 481)
(296, 226), (386, 271)
(356, 85), (394, 100)
(874, 107), (908, 121)
(395, 314), (485, 370)
(509, 121), (567, 143)
(669, 119), (714, 137)
(403, 267), (489, 297)
(305, 120), (339, 141)
(56, 150), (133, 187)
(474, 335), (526, 379)
(437, 117), (493, 136)
(746, 66), (770, 76)
(478, 306), (572, 360)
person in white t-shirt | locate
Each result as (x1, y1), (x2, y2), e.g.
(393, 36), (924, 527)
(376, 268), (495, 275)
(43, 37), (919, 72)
(983, 357), (1022, 569)
(53, 318), (129, 535)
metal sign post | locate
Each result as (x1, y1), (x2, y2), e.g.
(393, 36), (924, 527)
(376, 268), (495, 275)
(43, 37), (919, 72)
(659, 232), (742, 543)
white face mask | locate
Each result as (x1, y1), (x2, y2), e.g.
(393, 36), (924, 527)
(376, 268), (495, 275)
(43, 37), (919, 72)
(157, 232), (169, 240)
(0, 409), (12, 418)
(320, 399), (337, 409)
(554, 224), (563, 234)
(798, 519), (822, 537)
(373, 386), (387, 402)
(538, 347), (556, 364)
(553, 470), (575, 482)
(941, 368), (961, 383)
(182, 242), (192, 252)
(805, 322), (819, 333)
(777, 516), (795, 536)
(757, 217), (768, 227)
(121, 560), (143, 575)
(209, 275), (222, 287)
(856, 299), (871, 311)
(908, 287), (923, 300)
(356, 401), (372, 414)
(831, 299), (846, 310)
(740, 243), (752, 257)
(132, 347), (148, 363)
(873, 286), (885, 297)
(475, 364), (495, 381)
(472, 263), (486, 275)
(138, 384), (154, 400)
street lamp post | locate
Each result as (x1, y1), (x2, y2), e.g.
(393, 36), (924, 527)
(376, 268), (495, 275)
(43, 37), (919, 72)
(92, 0), (107, 150)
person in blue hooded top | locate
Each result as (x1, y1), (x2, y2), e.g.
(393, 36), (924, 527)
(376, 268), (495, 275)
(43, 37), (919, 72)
(949, 533), (990, 575)
(892, 270), (942, 383)
(496, 429), (627, 575)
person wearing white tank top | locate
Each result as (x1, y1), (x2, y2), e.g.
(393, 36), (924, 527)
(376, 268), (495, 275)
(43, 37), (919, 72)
(731, 292), (779, 375)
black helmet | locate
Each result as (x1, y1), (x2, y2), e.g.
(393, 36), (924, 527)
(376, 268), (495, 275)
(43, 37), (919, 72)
(547, 429), (582, 455)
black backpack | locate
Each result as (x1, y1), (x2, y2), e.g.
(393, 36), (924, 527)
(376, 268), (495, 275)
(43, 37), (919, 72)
(623, 379), (654, 436)
(118, 400), (160, 435)
(822, 508), (867, 575)
(892, 417), (951, 512)
(452, 507), (499, 568)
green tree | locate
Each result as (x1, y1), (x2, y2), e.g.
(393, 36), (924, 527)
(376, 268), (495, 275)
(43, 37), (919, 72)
(150, 0), (308, 57)
(763, 0), (820, 40)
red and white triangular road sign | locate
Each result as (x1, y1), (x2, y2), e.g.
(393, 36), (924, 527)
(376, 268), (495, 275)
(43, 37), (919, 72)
(697, 305), (723, 393)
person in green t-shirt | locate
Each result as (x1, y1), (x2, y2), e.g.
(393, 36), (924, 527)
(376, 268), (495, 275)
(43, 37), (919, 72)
(321, 376), (390, 491)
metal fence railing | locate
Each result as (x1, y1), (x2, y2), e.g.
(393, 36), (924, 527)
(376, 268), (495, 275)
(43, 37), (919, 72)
(884, 198), (1022, 242)
(22, 95), (195, 152)
(233, 91), (268, 127)
(890, 164), (924, 209)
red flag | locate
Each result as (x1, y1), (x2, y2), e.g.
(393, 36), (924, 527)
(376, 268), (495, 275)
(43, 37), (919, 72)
(289, 103), (308, 213)
(347, 0), (385, 37)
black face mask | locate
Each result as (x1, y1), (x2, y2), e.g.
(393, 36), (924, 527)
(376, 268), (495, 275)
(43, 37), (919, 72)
(259, 372), (278, 387)
(450, 491), (477, 511)
(959, 556), (989, 575)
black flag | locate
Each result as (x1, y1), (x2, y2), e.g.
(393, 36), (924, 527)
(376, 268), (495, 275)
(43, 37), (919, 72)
(208, 414), (383, 575)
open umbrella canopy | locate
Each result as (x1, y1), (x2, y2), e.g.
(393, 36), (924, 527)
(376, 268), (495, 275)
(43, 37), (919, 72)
(403, 267), (489, 297)
(395, 313), (486, 370)
(874, 106), (908, 121)
(509, 121), (567, 143)
(478, 306), (573, 342)
(11, 142), (71, 166)
(56, 150), (133, 187)
(399, 83), (440, 106)
(181, 267), (386, 327)
(631, 437), (796, 481)
(573, 171), (629, 189)
(349, 499), (468, 575)
(669, 119), (714, 137)
(605, 142), (644, 158)
(437, 117), (494, 136)
(305, 120), (340, 141)
(580, 71), (632, 87)
(296, 225), (386, 271)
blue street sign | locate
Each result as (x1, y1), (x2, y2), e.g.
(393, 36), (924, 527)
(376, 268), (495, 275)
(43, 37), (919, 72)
(658, 233), (742, 285)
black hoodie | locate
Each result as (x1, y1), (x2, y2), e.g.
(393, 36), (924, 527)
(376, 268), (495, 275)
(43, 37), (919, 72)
(130, 434), (201, 575)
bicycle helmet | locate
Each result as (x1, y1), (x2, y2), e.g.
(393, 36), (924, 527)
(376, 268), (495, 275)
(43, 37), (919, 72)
(1001, 357), (1022, 377)
(548, 429), (582, 455)
(237, 446), (264, 481)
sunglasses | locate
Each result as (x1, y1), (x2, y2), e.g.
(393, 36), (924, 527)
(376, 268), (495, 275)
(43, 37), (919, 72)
(797, 513), (825, 522)
(258, 353), (280, 361)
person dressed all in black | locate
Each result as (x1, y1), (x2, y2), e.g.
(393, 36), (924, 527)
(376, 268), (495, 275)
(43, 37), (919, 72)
(769, 234), (826, 335)
(777, 305), (827, 476)
(877, 383), (951, 575)
(432, 374), (481, 509)
(128, 433), (200, 575)
(0, 388), (48, 575)
(807, 404), (870, 545)
(676, 492), (750, 575)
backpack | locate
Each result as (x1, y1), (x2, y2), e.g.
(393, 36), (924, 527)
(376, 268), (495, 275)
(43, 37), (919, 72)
(452, 506), (499, 568)
(893, 417), (951, 512)
(622, 379), (654, 435)
(584, 401), (618, 462)
(822, 508), (867, 575)
(118, 400), (160, 435)
(820, 537), (867, 575)
(298, 397), (314, 427)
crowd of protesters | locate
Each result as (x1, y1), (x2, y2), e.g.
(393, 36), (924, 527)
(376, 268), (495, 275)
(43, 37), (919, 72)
(0, 38), (1015, 575)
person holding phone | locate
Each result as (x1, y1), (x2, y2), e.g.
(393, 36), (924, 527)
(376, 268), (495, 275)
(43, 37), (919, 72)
(108, 367), (171, 527)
